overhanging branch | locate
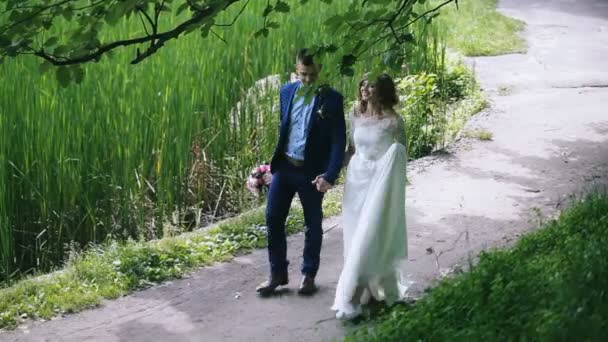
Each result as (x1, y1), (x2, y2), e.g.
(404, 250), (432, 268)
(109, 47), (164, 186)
(32, 0), (240, 66)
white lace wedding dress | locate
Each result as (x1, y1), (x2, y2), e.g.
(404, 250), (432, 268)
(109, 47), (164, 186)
(332, 113), (409, 319)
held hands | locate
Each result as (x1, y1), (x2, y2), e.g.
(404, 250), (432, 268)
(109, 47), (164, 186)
(312, 175), (332, 193)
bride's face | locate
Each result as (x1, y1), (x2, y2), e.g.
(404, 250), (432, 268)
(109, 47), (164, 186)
(360, 80), (372, 101)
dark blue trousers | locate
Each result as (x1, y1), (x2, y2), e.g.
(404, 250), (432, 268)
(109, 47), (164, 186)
(266, 160), (324, 277)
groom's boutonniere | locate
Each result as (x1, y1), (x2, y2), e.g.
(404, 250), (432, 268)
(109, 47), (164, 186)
(315, 84), (330, 120)
(317, 105), (326, 120)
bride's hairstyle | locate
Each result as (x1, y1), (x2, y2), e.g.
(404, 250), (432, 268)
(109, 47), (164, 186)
(370, 73), (399, 111)
(356, 73), (398, 117)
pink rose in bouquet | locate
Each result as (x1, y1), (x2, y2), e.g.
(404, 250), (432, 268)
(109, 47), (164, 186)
(246, 163), (272, 196)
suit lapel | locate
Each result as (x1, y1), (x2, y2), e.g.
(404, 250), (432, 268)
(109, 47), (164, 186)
(306, 94), (320, 136)
(282, 82), (299, 124)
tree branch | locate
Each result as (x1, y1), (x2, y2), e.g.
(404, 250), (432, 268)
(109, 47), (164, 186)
(209, 29), (227, 44)
(214, 0), (251, 27)
(153, 0), (166, 35)
(396, 0), (456, 32)
(32, 0), (240, 66)
(1, 0), (77, 17)
(137, 6), (156, 32)
(138, 11), (152, 36)
(2, 0), (76, 31)
(356, 0), (456, 59)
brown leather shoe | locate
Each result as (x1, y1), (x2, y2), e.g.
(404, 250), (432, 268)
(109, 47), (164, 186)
(256, 273), (288, 296)
(297, 275), (317, 295)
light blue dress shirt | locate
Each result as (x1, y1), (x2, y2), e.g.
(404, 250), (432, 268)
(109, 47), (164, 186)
(285, 82), (316, 161)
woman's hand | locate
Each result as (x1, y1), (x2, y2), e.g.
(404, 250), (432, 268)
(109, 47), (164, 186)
(312, 175), (332, 193)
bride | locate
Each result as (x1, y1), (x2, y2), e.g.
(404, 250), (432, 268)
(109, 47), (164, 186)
(332, 73), (409, 320)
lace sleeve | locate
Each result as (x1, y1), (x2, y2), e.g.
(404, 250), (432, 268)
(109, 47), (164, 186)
(394, 115), (406, 146)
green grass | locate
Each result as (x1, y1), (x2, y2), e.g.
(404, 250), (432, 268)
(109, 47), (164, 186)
(345, 190), (608, 341)
(0, 192), (342, 329)
(476, 130), (493, 141)
(464, 128), (494, 141)
(436, 0), (526, 56)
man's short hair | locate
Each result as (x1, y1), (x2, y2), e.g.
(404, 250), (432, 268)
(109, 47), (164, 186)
(296, 48), (315, 66)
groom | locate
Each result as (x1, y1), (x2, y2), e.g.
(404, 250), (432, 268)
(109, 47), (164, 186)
(256, 49), (346, 296)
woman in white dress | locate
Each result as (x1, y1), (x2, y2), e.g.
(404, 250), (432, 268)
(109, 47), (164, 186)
(332, 74), (408, 320)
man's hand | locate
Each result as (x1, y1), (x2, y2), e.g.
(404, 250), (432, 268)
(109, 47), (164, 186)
(312, 175), (332, 193)
(263, 173), (272, 185)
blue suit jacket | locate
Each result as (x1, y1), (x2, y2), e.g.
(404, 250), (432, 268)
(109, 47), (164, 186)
(270, 81), (346, 184)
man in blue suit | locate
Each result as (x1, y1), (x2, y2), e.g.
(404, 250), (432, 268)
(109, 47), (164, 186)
(256, 49), (346, 296)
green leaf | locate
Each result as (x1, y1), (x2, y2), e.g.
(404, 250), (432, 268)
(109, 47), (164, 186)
(340, 66), (354, 77)
(262, 5), (274, 17)
(400, 33), (415, 43)
(44, 37), (59, 48)
(325, 44), (338, 53)
(61, 8), (74, 21)
(366, 0), (391, 5)
(176, 3), (190, 15)
(54, 45), (69, 56)
(274, 1), (290, 13)
(341, 54), (357, 67)
(254, 28), (269, 38)
(42, 19), (53, 30)
(5, 46), (18, 57)
(267, 21), (280, 29)
(364, 8), (389, 21)
(201, 26), (211, 38)
(39, 61), (52, 74)
(351, 40), (365, 54)
(0, 35), (11, 48)
(72, 66), (85, 84)
(105, 3), (129, 25)
(56, 66), (71, 88)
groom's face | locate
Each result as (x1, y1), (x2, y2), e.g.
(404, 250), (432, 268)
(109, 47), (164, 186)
(295, 63), (321, 86)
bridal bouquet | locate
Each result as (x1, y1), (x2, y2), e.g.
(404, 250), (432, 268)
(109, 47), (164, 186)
(247, 163), (272, 196)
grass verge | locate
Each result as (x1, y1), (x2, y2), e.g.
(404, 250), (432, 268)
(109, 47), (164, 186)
(437, 0), (527, 56)
(345, 190), (608, 341)
(0, 193), (341, 329)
